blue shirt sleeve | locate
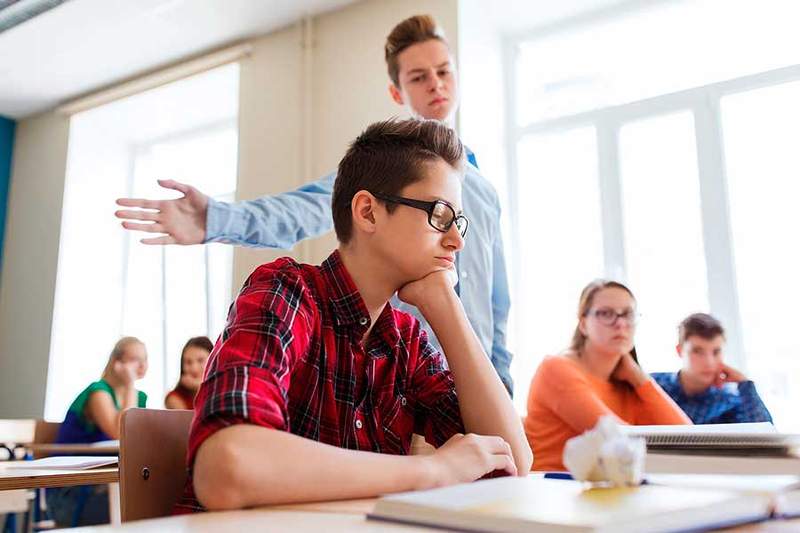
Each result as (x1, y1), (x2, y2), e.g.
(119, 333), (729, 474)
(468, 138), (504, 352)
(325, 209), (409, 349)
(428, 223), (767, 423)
(204, 172), (336, 248)
(490, 204), (514, 396)
(734, 380), (773, 423)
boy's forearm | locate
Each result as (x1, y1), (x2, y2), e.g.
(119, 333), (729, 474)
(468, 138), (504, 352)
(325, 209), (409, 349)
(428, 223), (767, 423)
(418, 291), (533, 474)
(193, 424), (434, 510)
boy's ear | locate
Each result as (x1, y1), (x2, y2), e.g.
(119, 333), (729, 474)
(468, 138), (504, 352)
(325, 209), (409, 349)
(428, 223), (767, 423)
(389, 83), (404, 106)
(675, 343), (683, 358)
(351, 191), (378, 235)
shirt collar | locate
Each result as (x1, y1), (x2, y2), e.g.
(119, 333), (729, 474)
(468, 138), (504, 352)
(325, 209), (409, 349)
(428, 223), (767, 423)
(319, 251), (401, 351)
(320, 250), (370, 328)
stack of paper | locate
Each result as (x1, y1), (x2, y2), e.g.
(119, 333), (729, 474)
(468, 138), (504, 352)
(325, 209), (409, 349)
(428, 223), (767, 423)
(7, 456), (118, 470)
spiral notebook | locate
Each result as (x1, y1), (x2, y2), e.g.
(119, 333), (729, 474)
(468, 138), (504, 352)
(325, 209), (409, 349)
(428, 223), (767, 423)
(620, 422), (800, 453)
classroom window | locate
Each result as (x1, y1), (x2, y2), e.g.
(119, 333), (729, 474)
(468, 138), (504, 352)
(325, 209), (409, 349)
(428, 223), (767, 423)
(720, 80), (800, 431)
(509, 127), (604, 392)
(45, 63), (239, 421)
(619, 111), (709, 370)
(515, 0), (800, 125)
(507, 0), (800, 428)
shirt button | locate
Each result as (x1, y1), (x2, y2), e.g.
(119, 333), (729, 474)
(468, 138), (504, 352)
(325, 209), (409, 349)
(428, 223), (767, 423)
(400, 397), (407, 406)
(359, 317), (368, 326)
(355, 419), (363, 430)
(461, 271), (469, 280)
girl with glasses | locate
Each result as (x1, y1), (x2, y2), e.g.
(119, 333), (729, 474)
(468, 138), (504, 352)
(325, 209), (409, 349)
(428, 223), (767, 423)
(523, 280), (690, 472)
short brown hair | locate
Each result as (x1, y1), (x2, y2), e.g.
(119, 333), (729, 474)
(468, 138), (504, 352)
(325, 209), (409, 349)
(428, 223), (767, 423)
(385, 15), (448, 86)
(332, 118), (464, 243)
(678, 313), (725, 344)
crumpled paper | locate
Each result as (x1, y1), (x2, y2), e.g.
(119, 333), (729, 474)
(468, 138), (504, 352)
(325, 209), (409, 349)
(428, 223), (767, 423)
(563, 416), (646, 486)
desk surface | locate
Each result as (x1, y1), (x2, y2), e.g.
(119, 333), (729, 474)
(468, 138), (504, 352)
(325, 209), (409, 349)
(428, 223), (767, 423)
(57, 497), (800, 533)
(66, 505), (435, 533)
(0, 463), (119, 490)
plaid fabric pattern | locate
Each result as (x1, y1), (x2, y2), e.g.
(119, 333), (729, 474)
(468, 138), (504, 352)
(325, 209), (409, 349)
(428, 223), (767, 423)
(174, 251), (464, 512)
(651, 372), (773, 425)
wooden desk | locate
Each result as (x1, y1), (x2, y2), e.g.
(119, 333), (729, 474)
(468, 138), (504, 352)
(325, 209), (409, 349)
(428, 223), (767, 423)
(64, 501), (436, 532)
(26, 442), (119, 457)
(0, 462), (121, 524)
(54, 495), (800, 532)
(0, 489), (29, 513)
(0, 464), (118, 491)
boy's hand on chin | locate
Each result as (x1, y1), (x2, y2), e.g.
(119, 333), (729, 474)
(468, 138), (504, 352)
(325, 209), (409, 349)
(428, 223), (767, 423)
(397, 268), (458, 310)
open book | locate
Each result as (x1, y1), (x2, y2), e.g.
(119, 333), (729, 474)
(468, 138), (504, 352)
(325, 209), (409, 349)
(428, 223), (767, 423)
(647, 474), (800, 518)
(368, 476), (772, 532)
(620, 422), (800, 453)
(7, 455), (118, 470)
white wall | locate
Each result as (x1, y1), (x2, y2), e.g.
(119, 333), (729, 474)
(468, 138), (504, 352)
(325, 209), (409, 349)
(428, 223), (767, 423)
(0, 112), (69, 417)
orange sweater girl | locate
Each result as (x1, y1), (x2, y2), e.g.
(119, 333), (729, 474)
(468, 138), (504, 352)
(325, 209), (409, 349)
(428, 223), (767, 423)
(524, 280), (691, 471)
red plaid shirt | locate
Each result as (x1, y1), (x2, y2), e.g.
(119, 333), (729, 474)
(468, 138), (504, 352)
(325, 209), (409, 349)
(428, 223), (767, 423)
(175, 251), (465, 512)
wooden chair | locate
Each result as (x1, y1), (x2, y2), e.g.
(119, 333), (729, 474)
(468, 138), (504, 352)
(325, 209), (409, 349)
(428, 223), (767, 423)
(119, 408), (193, 522)
(31, 420), (60, 459)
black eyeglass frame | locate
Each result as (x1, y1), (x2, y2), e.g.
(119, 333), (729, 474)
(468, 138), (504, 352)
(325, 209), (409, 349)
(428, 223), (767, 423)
(371, 192), (469, 238)
(585, 307), (641, 326)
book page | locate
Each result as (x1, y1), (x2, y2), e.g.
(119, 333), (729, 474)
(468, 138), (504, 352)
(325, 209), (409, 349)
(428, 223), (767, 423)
(7, 455), (118, 470)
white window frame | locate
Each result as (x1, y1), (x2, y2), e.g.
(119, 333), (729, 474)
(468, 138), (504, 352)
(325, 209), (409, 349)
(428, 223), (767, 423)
(122, 118), (237, 399)
(505, 28), (800, 372)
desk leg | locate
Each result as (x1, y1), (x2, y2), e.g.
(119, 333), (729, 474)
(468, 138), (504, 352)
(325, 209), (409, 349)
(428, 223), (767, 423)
(108, 483), (120, 524)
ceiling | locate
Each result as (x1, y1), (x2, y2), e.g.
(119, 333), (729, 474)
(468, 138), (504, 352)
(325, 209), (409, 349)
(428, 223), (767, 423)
(0, 0), (355, 119)
(0, 0), (637, 120)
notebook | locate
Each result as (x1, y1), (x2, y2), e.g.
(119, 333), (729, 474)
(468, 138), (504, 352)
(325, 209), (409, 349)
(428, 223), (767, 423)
(620, 422), (800, 453)
(368, 476), (772, 532)
(7, 455), (118, 470)
(645, 451), (800, 476)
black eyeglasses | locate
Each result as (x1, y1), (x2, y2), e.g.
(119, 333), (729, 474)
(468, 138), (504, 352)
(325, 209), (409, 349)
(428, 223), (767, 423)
(586, 307), (640, 326)
(372, 192), (469, 238)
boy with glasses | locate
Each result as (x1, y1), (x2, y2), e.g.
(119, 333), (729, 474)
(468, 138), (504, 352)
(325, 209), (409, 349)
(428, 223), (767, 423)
(175, 119), (531, 512)
(652, 313), (773, 424)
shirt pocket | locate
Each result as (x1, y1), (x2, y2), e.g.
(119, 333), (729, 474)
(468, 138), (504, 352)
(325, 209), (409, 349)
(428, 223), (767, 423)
(380, 394), (415, 454)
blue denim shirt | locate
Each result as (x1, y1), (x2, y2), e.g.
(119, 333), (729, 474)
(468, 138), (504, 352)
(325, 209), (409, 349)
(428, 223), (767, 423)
(651, 372), (773, 424)
(205, 151), (514, 395)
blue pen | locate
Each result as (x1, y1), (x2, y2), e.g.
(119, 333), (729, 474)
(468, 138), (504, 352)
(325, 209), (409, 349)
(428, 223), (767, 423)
(543, 472), (573, 480)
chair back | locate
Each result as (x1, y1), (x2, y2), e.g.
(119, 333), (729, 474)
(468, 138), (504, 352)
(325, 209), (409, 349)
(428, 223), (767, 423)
(119, 408), (194, 522)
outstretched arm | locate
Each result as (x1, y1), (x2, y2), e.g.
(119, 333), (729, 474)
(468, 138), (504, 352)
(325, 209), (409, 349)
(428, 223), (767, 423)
(115, 172), (336, 248)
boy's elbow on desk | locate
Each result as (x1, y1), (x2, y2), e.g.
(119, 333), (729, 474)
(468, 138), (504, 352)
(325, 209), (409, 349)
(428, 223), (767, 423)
(193, 430), (254, 511)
